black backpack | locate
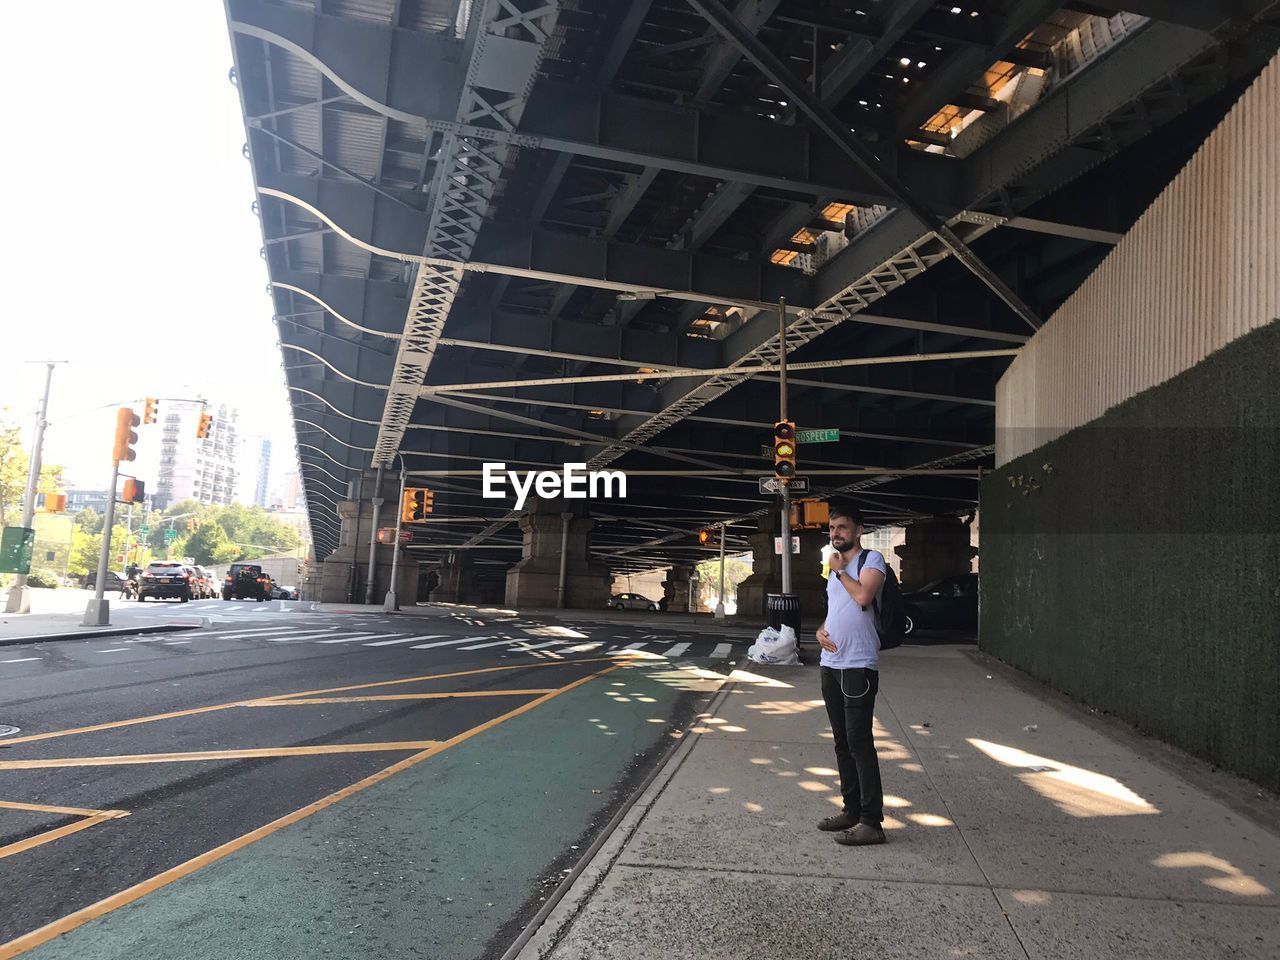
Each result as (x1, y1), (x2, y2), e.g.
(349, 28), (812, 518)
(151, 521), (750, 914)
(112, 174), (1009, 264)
(856, 550), (906, 650)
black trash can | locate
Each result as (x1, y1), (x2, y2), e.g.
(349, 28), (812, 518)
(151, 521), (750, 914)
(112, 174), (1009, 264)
(766, 593), (803, 644)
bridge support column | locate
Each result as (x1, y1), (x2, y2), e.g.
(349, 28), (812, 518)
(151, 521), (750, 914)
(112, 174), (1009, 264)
(429, 553), (505, 604)
(894, 517), (975, 592)
(735, 516), (828, 623)
(318, 469), (420, 604)
(661, 564), (697, 613)
(504, 501), (610, 610)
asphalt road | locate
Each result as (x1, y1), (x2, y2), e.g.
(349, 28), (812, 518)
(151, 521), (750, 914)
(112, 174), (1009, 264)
(0, 602), (745, 959)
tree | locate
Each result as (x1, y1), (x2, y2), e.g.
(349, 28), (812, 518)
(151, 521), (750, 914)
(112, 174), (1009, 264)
(74, 508), (103, 535)
(185, 521), (239, 566)
(0, 411), (29, 529)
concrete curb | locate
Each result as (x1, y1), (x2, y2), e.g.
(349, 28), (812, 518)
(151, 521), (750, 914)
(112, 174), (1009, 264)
(506, 663), (748, 960)
(0, 622), (203, 648)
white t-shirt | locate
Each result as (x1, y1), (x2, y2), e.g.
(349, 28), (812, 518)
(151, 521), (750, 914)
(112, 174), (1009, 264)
(820, 549), (886, 670)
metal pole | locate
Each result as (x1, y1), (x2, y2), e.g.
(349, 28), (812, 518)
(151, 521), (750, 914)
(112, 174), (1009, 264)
(778, 296), (793, 594)
(348, 473), (364, 603)
(713, 521), (726, 621)
(384, 455), (406, 612)
(556, 511), (572, 608)
(364, 466), (385, 604)
(82, 461), (120, 626)
(6, 362), (57, 615)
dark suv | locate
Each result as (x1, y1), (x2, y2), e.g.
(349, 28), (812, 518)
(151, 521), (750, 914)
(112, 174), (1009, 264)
(138, 562), (195, 602)
(223, 563), (272, 601)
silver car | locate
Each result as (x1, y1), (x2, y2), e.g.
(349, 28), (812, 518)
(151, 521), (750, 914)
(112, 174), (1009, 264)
(609, 592), (659, 611)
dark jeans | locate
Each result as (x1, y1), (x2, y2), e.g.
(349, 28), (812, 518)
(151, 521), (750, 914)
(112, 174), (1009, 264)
(820, 666), (883, 826)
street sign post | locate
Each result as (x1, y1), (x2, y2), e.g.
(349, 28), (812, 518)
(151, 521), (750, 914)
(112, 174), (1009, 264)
(797, 427), (839, 444)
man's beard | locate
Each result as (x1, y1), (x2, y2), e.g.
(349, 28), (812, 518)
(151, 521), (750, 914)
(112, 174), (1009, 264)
(831, 537), (852, 553)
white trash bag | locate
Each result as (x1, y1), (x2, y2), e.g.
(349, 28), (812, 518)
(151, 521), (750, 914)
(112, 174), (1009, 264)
(747, 624), (800, 666)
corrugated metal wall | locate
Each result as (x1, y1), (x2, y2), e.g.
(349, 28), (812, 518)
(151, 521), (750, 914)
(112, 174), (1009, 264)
(995, 52), (1280, 466)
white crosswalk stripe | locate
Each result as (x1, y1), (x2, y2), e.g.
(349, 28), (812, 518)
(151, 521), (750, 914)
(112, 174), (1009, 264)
(263, 631), (353, 643)
(410, 636), (494, 650)
(623, 641), (648, 650)
(313, 632), (386, 645)
(456, 637), (522, 650)
(363, 635), (447, 647)
(666, 642), (691, 657)
(560, 642), (604, 654)
(711, 643), (732, 658)
(507, 639), (564, 652)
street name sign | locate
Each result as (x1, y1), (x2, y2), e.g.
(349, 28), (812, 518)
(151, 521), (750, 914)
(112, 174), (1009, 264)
(797, 428), (839, 444)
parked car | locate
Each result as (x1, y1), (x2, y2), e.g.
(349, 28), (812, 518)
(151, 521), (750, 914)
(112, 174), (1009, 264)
(137, 561), (196, 603)
(83, 570), (126, 592)
(608, 592), (659, 611)
(192, 565), (218, 599)
(902, 573), (978, 637)
(223, 563), (272, 601)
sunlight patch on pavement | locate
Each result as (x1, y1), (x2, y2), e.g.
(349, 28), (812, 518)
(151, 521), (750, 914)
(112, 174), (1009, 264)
(968, 738), (1159, 817)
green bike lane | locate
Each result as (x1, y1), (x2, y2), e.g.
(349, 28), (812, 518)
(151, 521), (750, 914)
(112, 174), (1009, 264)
(6, 658), (722, 960)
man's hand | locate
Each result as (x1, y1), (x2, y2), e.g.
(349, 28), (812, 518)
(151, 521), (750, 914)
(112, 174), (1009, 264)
(827, 549), (848, 573)
(817, 626), (836, 653)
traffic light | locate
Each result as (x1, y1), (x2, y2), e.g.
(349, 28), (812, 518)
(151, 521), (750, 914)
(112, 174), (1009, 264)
(196, 412), (213, 439)
(698, 528), (716, 547)
(142, 397), (159, 425)
(186, 518), (194, 532)
(773, 419), (796, 479)
(401, 487), (435, 522)
(192, 518), (201, 531)
(113, 407), (141, 463)
(120, 478), (146, 504)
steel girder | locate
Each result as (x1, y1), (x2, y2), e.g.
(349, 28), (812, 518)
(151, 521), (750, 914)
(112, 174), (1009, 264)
(593, 14), (1280, 475)
(257, 172), (819, 308)
(227, 0), (962, 211)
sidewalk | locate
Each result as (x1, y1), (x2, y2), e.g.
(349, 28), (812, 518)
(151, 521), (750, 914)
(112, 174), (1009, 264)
(0, 612), (201, 646)
(520, 646), (1280, 960)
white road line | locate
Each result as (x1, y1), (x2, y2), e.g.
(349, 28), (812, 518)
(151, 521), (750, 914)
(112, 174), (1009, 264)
(508, 640), (564, 652)
(711, 643), (732, 658)
(410, 636), (492, 650)
(2, 657), (41, 663)
(214, 627), (322, 639)
(313, 633), (387, 645)
(162, 640), (192, 646)
(363, 635), (446, 647)
(123, 637), (163, 643)
(623, 642), (649, 650)
(667, 642), (691, 657)
(456, 637), (523, 650)
(262, 631), (355, 643)
(96, 648), (130, 654)
(561, 642), (604, 654)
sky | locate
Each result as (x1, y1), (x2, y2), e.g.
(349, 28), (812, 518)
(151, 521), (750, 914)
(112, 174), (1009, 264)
(0, 2), (296, 494)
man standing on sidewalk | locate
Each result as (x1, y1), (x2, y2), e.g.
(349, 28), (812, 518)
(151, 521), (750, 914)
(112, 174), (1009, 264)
(815, 502), (887, 846)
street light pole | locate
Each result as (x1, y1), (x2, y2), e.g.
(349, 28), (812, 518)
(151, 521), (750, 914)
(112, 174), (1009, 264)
(5, 362), (60, 615)
(82, 459), (120, 626)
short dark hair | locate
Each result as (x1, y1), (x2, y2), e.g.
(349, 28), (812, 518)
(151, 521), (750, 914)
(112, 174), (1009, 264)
(827, 500), (864, 526)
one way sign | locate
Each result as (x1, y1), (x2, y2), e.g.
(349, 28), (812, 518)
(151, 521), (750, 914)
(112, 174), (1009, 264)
(758, 476), (810, 494)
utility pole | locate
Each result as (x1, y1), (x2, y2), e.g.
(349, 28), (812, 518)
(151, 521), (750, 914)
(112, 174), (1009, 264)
(365, 466), (385, 605)
(5, 362), (61, 615)
(84, 407), (139, 626)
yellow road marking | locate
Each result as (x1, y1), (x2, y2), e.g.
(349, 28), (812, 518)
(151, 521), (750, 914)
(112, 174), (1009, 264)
(0, 800), (123, 819)
(245, 689), (556, 706)
(0, 657), (623, 748)
(0, 742), (440, 770)
(0, 811), (130, 862)
(0, 662), (621, 960)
